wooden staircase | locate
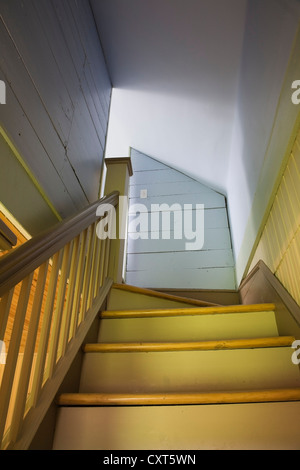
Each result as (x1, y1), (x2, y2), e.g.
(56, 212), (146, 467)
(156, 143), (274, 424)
(53, 284), (300, 450)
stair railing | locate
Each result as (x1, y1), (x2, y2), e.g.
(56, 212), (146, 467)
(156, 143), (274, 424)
(0, 190), (119, 449)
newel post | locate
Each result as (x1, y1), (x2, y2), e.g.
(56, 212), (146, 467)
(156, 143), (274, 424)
(104, 157), (133, 283)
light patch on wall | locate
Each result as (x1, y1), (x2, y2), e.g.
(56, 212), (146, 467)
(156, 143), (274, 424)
(105, 88), (235, 195)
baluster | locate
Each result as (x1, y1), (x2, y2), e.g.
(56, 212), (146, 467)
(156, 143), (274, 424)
(46, 242), (73, 378)
(0, 289), (14, 344)
(88, 224), (100, 307)
(79, 226), (96, 321)
(9, 262), (49, 443)
(69, 228), (89, 339)
(29, 251), (63, 408)
(0, 273), (34, 445)
(98, 239), (106, 288)
(104, 237), (111, 279)
(93, 238), (102, 298)
(59, 235), (81, 357)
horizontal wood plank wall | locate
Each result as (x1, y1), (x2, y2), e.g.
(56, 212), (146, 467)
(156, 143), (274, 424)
(125, 149), (236, 289)
(249, 127), (300, 305)
(0, 0), (111, 231)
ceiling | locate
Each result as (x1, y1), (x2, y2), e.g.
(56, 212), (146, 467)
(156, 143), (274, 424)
(90, 0), (248, 194)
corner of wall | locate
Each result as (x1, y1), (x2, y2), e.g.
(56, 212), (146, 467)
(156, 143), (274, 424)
(234, 25), (300, 286)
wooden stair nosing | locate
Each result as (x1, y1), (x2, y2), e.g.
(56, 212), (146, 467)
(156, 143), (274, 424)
(83, 336), (295, 353)
(57, 388), (300, 406)
(101, 303), (276, 319)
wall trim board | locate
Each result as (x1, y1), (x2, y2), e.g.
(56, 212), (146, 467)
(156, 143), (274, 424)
(239, 260), (300, 339)
(0, 126), (61, 222)
(235, 25), (300, 285)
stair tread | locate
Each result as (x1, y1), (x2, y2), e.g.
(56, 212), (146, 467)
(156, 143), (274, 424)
(101, 303), (276, 318)
(84, 336), (295, 353)
(57, 388), (300, 406)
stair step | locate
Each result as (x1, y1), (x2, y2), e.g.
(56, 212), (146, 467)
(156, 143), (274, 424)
(98, 307), (278, 343)
(107, 283), (220, 310)
(101, 303), (275, 318)
(58, 388), (300, 406)
(79, 346), (300, 393)
(84, 336), (294, 353)
(52, 277), (300, 450)
(53, 400), (300, 449)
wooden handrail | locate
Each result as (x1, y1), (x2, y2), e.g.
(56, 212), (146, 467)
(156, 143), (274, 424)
(0, 191), (119, 297)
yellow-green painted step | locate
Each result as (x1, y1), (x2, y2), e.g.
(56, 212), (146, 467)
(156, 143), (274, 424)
(97, 309), (279, 343)
(79, 347), (300, 394)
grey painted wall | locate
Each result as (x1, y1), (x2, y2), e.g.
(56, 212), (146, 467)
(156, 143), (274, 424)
(0, 0), (111, 234)
(125, 149), (236, 289)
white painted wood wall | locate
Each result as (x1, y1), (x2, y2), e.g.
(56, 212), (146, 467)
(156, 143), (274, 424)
(125, 149), (236, 289)
(0, 0), (111, 234)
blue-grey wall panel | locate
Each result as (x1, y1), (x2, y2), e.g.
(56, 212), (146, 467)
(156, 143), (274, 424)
(129, 180), (218, 198)
(126, 229), (232, 253)
(126, 267), (236, 290)
(130, 168), (195, 185)
(128, 208), (229, 230)
(125, 149), (236, 289)
(127, 250), (235, 271)
(0, 0), (112, 229)
(129, 193), (225, 211)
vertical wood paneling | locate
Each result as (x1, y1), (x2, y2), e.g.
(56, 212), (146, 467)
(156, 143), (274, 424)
(125, 149), (235, 289)
(249, 127), (300, 306)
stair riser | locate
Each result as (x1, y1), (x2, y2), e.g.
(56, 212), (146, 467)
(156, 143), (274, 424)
(98, 311), (278, 342)
(53, 402), (300, 450)
(107, 288), (213, 310)
(80, 347), (300, 393)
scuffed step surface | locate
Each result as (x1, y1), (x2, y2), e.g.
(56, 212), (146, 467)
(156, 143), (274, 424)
(79, 347), (300, 393)
(98, 310), (278, 343)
